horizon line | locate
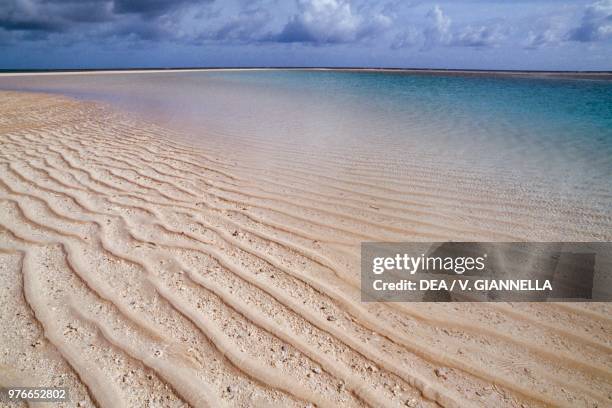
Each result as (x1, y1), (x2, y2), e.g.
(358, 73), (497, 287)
(1, 67), (611, 80)
(1, 66), (612, 73)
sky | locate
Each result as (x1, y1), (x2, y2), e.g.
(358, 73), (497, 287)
(0, 0), (611, 70)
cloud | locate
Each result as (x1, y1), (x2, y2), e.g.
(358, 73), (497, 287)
(108, 19), (173, 42)
(275, 0), (391, 44)
(391, 27), (420, 49)
(394, 5), (504, 50)
(525, 28), (561, 49)
(209, 7), (271, 42)
(452, 24), (505, 47)
(0, 0), (114, 34)
(567, 0), (612, 42)
(2, 0), (612, 71)
(524, 1), (611, 49)
(0, 0), (211, 43)
(113, 0), (209, 17)
(422, 5), (451, 49)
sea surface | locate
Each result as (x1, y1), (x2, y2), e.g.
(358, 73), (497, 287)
(1, 70), (611, 198)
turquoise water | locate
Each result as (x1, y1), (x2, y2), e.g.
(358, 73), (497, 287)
(209, 70), (612, 134)
(1, 70), (611, 189)
(183, 70), (612, 190)
(203, 70), (612, 163)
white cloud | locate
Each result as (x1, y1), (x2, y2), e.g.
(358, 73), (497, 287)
(276, 0), (391, 44)
(453, 24), (505, 47)
(422, 5), (451, 49)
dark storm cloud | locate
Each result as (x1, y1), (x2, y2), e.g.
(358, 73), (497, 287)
(0, 18), (63, 32)
(54, 1), (115, 23)
(0, 0), (210, 39)
(0, 0), (114, 32)
(113, 0), (210, 16)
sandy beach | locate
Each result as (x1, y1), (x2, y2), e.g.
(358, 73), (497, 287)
(1, 89), (611, 408)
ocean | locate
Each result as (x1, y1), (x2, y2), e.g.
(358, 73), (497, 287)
(1, 69), (611, 203)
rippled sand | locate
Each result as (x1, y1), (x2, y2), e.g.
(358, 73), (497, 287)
(1, 90), (611, 408)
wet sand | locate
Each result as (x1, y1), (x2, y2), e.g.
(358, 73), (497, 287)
(1, 90), (611, 407)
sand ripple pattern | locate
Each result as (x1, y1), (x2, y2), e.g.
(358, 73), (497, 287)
(1, 91), (611, 408)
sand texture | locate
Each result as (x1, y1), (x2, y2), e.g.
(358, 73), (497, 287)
(1, 91), (611, 408)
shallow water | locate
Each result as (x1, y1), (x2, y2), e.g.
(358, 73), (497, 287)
(1, 70), (611, 197)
